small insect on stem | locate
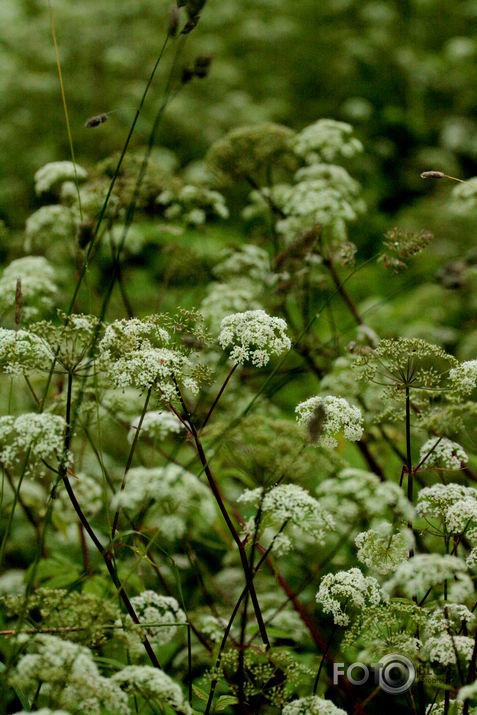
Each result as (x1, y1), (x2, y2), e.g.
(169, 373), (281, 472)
(84, 112), (114, 128)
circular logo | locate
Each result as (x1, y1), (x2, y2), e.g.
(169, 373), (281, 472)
(377, 654), (416, 694)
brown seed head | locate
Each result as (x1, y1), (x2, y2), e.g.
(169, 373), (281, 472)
(420, 170), (445, 179)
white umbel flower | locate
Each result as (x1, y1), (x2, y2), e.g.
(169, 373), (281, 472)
(112, 666), (191, 714)
(449, 360), (477, 396)
(293, 119), (363, 164)
(127, 410), (184, 443)
(419, 437), (468, 470)
(238, 484), (334, 543)
(384, 554), (468, 599)
(11, 635), (129, 715)
(316, 568), (384, 626)
(295, 395), (363, 448)
(34, 161), (87, 195)
(355, 523), (414, 574)
(129, 591), (186, 645)
(219, 309), (291, 367)
(0, 256), (57, 321)
(99, 317), (200, 399)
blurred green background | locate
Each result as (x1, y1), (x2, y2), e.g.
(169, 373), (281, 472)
(2, 0), (477, 228)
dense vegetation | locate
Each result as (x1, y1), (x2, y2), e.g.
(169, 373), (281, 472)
(2, 1), (477, 714)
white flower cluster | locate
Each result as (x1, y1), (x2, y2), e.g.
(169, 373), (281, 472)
(317, 468), (415, 523)
(110, 464), (216, 539)
(295, 395), (363, 448)
(293, 119), (363, 164)
(0, 256), (58, 321)
(282, 696), (347, 714)
(424, 633), (474, 667)
(384, 554), (469, 600)
(355, 523), (414, 574)
(419, 437), (468, 470)
(112, 665), (191, 714)
(219, 310), (291, 367)
(129, 591), (186, 645)
(238, 484), (334, 545)
(99, 317), (200, 399)
(34, 161), (88, 196)
(25, 205), (77, 254)
(275, 176), (365, 245)
(213, 244), (274, 284)
(451, 176), (477, 213)
(11, 635), (129, 715)
(0, 413), (66, 479)
(422, 605), (475, 667)
(316, 568), (384, 626)
(0, 328), (52, 374)
(417, 483), (477, 535)
(157, 183), (229, 225)
(127, 410), (184, 443)
(449, 360), (477, 395)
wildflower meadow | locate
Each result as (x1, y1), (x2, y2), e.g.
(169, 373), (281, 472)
(2, 1), (477, 714)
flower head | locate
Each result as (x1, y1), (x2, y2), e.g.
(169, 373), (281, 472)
(296, 395), (363, 448)
(219, 310), (291, 367)
(316, 568), (384, 626)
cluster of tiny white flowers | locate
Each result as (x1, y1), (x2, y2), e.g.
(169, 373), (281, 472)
(213, 244), (274, 284)
(419, 437), (468, 470)
(157, 183), (229, 225)
(449, 360), (477, 395)
(25, 205), (77, 253)
(127, 410), (184, 443)
(384, 554), (468, 599)
(0, 327), (53, 374)
(316, 568), (384, 626)
(275, 178), (365, 244)
(129, 591), (186, 645)
(238, 484), (334, 544)
(355, 523), (413, 574)
(112, 665), (192, 714)
(0, 413), (66, 479)
(0, 256), (57, 321)
(423, 633), (475, 667)
(282, 695), (347, 714)
(317, 468), (415, 523)
(417, 483), (477, 536)
(197, 614), (230, 643)
(219, 310), (291, 367)
(11, 635), (129, 715)
(34, 161), (88, 196)
(451, 176), (477, 213)
(293, 119), (363, 164)
(99, 317), (199, 399)
(295, 395), (363, 448)
(110, 464), (216, 539)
